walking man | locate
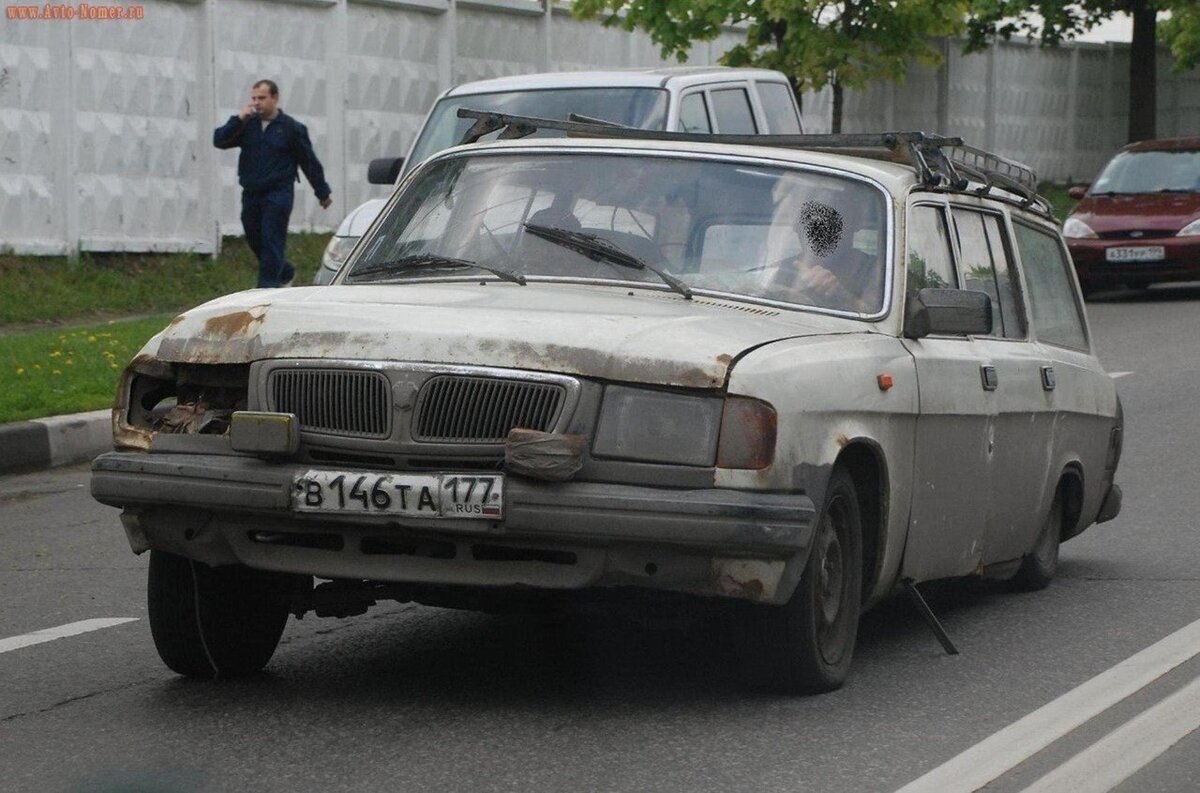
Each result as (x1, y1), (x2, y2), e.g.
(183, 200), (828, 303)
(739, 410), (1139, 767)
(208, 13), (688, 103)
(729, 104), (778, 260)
(214, 79), (332, 288)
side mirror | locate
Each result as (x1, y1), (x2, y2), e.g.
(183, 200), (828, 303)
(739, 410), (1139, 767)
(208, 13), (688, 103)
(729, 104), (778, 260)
(368, 157), (405, 185)
(904, 288), (993, 339)
(1067, 184), (1089, 200)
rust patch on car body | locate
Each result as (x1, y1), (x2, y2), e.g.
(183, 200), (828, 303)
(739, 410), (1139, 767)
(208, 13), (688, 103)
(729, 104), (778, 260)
(202, 306), (268, 338)
(712, 558), (785, 602)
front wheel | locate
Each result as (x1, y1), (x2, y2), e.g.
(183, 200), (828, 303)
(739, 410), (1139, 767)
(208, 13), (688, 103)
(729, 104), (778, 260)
(734, 467), (863, 694)
(148, 551), (297, 679)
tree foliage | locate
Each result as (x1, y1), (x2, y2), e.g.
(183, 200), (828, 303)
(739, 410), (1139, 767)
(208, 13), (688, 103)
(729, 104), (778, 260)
(571, 0), (968, 132)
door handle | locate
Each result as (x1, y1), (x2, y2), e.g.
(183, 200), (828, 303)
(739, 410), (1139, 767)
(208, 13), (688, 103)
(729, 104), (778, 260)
(1041, 366), (1056, 391)
(980, 364), (998, 391)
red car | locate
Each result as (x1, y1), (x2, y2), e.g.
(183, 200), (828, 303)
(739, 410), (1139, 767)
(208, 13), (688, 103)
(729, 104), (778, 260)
(1063, 137), (1200, 296)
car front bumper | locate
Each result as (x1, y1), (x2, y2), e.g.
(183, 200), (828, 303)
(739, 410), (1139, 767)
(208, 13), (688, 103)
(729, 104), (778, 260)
(1067, 237), (1200, 287)
(91, 452), (816, 604)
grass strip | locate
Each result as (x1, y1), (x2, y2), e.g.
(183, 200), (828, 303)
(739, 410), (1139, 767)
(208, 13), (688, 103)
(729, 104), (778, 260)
(0, 314), (175, 424)
(0, 233), (330, 330)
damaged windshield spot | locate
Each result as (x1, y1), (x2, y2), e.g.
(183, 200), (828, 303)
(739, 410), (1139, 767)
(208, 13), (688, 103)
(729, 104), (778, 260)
(348, 153), (887, 314)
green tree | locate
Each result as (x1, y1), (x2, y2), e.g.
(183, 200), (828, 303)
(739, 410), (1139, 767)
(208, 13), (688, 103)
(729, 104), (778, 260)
(965, 0), (1200, 143)
(571, 0), (968, 133)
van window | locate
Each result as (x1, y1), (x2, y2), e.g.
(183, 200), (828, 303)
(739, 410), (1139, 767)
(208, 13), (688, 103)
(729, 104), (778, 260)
(757, 83), (801, 134)
(1013, 222), (1089, 349)
(951, 208), (1024, 338)
(678, 93), (712, 133)
(710, 88), (757, 134)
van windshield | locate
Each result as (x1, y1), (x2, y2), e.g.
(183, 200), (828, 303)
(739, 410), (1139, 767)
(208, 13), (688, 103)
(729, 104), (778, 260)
(405, 88), (668, 171)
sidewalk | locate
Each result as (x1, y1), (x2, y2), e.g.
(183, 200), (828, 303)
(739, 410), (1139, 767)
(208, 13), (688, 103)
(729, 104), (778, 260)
(0, 409), (112, 475)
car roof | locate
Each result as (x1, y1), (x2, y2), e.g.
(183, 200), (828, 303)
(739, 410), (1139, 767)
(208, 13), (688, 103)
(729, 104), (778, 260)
(1122, 137), (1200, 153)
(425, 135), (920, 193)
(442, 67), (791, 97)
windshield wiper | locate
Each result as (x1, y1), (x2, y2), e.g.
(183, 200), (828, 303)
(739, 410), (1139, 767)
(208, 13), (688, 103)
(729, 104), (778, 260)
(349, 253), (526, 285)
(1158, 188), (1197, 194)
(523, 223), (692, 299)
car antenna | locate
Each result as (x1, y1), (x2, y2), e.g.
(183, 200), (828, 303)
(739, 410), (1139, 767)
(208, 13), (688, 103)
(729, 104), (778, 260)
(903, 578), (960, 655)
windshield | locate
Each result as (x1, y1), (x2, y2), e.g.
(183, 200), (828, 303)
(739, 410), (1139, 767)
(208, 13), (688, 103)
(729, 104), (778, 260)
(348, 152), (888, 315)
(405, 88), (669, 171)
(1091, 150), (1200, 194)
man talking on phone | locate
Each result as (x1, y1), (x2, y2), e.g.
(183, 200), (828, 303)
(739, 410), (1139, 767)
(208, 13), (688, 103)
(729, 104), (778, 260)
(213, 79), (332, 288)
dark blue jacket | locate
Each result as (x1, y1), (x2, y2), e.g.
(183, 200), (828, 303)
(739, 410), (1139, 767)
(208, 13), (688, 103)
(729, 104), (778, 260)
(213, 110), (331, 200)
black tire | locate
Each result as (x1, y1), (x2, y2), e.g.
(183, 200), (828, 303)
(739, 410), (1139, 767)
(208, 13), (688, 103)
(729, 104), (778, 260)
(734, 467), (863, 694)
(147, 550), (296, 679)
(1010, 490), (1063, 591)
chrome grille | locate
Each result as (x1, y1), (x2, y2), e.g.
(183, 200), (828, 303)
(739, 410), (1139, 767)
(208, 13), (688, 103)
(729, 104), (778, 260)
(414, 376), (565, 443)
(270, 368), (391, 438)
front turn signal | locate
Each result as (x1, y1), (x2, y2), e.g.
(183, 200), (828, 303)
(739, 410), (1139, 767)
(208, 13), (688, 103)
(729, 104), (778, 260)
(716, 396), (777, 470)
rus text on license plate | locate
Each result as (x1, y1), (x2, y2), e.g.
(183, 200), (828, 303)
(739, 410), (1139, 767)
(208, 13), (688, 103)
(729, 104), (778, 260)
(1105, 246), (1165, 262)
(292, 471), (503, 519)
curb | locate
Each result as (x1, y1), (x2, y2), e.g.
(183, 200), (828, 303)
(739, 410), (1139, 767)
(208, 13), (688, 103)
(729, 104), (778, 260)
(0, 409), (113, 475)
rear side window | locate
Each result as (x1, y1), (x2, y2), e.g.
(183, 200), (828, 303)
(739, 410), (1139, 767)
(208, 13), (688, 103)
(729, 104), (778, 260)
(1013, 222), (1088, 349)
(951, 208), (1025, 339)
(678, 93), (711, 133)
(757, 83), (801, 134)
(906, 204), (959, 300)
(710, 88), (757, 134)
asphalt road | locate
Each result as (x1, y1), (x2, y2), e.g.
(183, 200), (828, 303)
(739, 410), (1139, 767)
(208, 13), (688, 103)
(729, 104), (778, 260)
(2, 284), (1198, 793)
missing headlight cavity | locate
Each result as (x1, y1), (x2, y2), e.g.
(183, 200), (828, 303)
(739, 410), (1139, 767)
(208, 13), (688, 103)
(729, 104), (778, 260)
(127, 363), (250, 435)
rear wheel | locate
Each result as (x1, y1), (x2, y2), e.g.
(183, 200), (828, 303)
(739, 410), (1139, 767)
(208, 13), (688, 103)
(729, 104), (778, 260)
(734, 467), (863, 694)
(1010, 490), (1063, 591)
(148, 550), (296, 679)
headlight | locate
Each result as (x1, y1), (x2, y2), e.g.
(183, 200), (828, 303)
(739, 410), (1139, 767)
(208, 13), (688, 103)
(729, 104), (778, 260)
(1062, 217), (1097, 239)
(1178, 219), (1200, 236)
(592, 387), (776, 469)
(321, 235), (360, 271)
(593, 386), (722, 466)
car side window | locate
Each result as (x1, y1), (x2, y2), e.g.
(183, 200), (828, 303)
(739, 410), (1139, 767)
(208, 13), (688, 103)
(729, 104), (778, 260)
(678, 93), (712, 133)
(905, 204), (959, 302)
(710, 88), (757, 134)
(757, 83), (801, 134)
(951, 208), (1024, 339)
(1013, 221), (1089, 349)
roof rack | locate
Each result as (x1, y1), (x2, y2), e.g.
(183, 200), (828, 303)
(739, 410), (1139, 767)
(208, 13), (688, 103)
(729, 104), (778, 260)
(456, 108), (1053, 217)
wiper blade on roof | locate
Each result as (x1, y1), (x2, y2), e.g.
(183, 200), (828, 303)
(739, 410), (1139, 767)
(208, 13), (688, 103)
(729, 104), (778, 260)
(349, 253), (526, 285)
(522, 223), (692, 299)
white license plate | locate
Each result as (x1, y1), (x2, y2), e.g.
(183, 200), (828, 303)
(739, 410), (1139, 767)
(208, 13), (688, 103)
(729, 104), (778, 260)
(1105, 246), (1165, 262)
(292, 470), (503, 519)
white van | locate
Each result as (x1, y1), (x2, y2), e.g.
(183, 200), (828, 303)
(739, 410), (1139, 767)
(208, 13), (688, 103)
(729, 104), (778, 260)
(313, 66), (803, 283)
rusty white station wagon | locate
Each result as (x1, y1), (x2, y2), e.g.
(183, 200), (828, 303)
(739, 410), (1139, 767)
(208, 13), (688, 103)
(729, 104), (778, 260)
(91, 115), (1123, 694)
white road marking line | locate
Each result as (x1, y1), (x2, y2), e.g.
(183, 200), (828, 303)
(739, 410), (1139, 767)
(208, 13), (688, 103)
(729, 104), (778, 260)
(1019, 674), (1200, 793)
(0, 618), (139, 655)
(894, 616), (1200, 793)
(1109, 372), (1133, 379)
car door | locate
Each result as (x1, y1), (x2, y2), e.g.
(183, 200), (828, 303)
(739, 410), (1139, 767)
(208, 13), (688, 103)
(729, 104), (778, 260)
(900, 199), (995, 581)
(947, 204), (1056, 565)
(1011, 218), (1118, 535)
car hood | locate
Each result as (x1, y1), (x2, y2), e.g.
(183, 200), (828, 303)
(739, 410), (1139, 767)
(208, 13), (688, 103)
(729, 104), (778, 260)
(1072, 192), (1200, 234)
(145, 283), (862, 389)
(334, 198), (389, 238)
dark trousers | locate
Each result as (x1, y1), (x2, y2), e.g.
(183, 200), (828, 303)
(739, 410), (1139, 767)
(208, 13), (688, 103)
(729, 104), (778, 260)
(241, 186), (296, 288)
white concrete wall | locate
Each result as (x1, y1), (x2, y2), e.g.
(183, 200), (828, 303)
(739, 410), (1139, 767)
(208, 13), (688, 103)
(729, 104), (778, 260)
(1, 2), (1197, 255)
